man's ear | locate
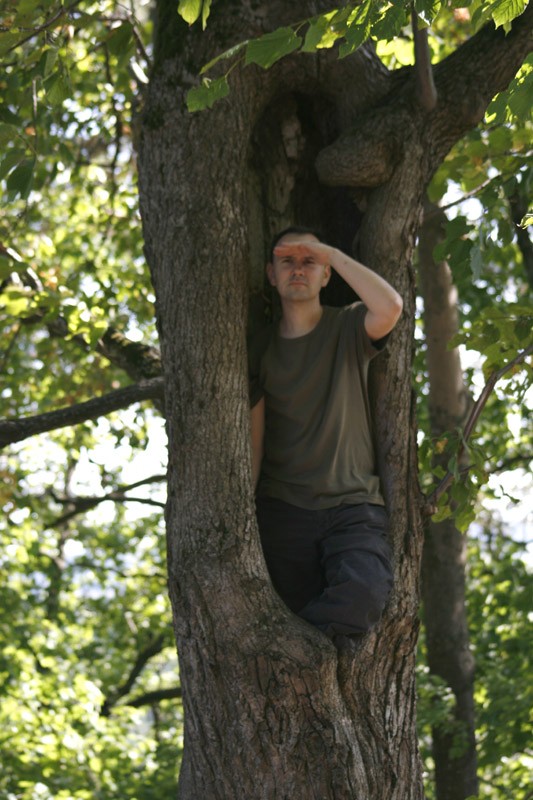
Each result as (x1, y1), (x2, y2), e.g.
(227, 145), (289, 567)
(322, 264), (331, 287)
(266, 262), (276, 286)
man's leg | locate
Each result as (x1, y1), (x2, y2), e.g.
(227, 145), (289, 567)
(298, 503), (393, 638)
(255, 496), (324, 614)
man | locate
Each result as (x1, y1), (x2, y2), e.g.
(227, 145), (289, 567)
(249, 226), (403, 640)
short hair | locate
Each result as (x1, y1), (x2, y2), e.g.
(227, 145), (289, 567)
(269, 225), (323, 262)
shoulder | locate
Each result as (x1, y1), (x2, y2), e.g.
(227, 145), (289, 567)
(333, 303), (389, 356)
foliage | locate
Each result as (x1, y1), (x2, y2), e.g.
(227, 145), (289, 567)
(417, 515), (533, 800)
(182, 0), (530, 111)
(0, 430), (181, 799)
(1, 0), (532, 796)
(416, 33), (533, 530)
(1, 2), (182, 797)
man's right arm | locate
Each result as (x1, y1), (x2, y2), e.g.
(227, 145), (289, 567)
(250, 397), (265, 489)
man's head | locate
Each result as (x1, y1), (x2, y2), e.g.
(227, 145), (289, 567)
(267, 226), (331, 303)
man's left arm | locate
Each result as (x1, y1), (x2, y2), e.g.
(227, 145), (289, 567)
(326, 247), (403, 341)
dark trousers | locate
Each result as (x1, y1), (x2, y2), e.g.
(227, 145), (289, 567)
(256, 497), (393, 638)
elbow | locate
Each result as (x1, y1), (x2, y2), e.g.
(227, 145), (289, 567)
(390, 291), (403, 325)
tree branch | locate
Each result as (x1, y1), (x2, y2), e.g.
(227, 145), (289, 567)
(411, 5), (437, 111)
(0, 377), (164, 448)
(100, 634), (167, 717)
(425, 343), (533, 513)
(316, 6), (533, 189)
(5, 0), (85, 52)
(126, 687), (182, 708)
(47, 474), (167, 527)
(428, 4), (533, 160)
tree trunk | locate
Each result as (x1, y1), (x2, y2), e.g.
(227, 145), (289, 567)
(136, 3), (533, 797)
(418, 199), (478, 800)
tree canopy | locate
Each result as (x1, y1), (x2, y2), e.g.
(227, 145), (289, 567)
(1, 1), (532, 797)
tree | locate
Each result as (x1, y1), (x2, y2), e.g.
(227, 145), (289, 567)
(1, 1), (532, 797)
(136, 2), (533, 796)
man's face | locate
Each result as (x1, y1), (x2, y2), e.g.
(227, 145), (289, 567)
(267, 233), (330, 302)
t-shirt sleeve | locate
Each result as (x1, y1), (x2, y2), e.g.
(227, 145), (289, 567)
(346, 302), (390, 360)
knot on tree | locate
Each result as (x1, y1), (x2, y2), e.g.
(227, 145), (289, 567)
(315, 115), (404, 189)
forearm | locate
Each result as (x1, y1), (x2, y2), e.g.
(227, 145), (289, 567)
(252, 443), (264, 489)
(250, 397), (265, 489)
(328, 248), (403, 339)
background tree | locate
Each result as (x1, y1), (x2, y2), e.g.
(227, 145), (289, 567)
(1, 1), (532, 798)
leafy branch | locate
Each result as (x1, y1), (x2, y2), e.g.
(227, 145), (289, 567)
(2, 0), (85, 54)
(425, 342), (533, 514)
(182, 0), (529, 112)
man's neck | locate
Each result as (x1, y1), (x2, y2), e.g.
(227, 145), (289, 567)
(279, 300), (323, 339)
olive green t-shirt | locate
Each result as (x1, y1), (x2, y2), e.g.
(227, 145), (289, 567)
(249, 303), (385, 510)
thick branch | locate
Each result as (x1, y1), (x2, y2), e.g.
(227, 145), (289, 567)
(0, 377), (164, 448)
(315, 114), (402, 187)
(316, 6), (533, 188)
(425, 343), (533, 513)
(98, 326), (162, 382)
(427, 4), (533, 161)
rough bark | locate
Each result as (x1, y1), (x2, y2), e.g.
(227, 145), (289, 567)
(136, 3), (533, 797)
(418, 199), (478, 800)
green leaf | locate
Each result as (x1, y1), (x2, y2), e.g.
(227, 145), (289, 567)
(371, 3), (408, 42)
(339, 0), (375, 58)
(202, 0), (212, 28)
(301, 19), (330, 53)
(45, 72), (71, 105)
(12, 0), (42, 26)
(471, 0), (525, 32)
(0, 148), (26, 180)
(245, 27), (302, 69)
(43, 46), (60, 78)
(492, 0), (525, 28)
(186, 76), (230, 112)
(178, 0), (202, 25)
(0, 123), (19, 147)
(0, 255), (16, 280)
(470, 244), (483, 280)
(106, 22), (133, 56)
(413, 0), (443, 26)
(200, 41), (247, 75)
(6, 159), (34, 199)
(1, 289), (33, 316)
(0, 32), (26, 56)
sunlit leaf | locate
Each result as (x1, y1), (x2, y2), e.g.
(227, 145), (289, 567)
(413, 0), (443, 26)
(245, 27), (302, 69)
(339, 0), (375, 58)
(178, 0), (204, 26)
